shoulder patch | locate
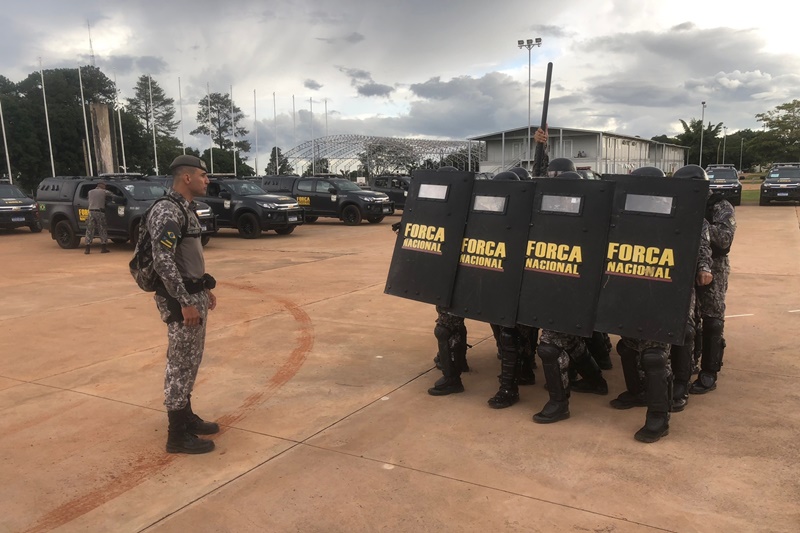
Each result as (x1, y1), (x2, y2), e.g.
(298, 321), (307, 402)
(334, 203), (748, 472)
(158, 220), (181, 251)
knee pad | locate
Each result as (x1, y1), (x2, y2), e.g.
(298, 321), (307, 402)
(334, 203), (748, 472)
(616, 339), (639, 360)
(498, 328), (518, 353)
(434, 324), (453, 343)
(703, 317), (724, 338)
(682, 323), (696, 347)
(537, 342), (561, 362)
(641, 348), (668, 370)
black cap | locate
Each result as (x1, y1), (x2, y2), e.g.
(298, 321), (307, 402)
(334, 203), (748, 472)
(169, 155), (208, 172)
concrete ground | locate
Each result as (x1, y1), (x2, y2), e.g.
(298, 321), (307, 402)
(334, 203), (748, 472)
(1, 204), (798, 533)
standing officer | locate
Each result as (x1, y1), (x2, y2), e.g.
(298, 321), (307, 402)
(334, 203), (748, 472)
(689, 164), (736, 394)
(149, 155), (219, 454)
(85, 182), (113, 254)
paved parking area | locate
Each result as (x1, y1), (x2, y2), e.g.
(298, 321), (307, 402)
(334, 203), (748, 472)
(1, 208), (798, 533)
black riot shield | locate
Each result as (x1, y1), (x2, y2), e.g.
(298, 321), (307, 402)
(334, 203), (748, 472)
(594, 175), (709, 344)
(384, 170), (474, 306)
(444, 180), (536, 326)
(516, 178), (616, 336)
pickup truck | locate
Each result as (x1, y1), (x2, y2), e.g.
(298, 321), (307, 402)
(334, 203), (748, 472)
(261, 175), (394, 225)
(0, 180), (42, 232)
(367, 175), (410, 210)
(36, 174), (217, 249)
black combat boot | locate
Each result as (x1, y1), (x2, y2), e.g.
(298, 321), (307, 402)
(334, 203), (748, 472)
(84, 244), (91, 254)
(533, 343), (570, 423)
(586, 331), (613, 370)
(488, 326), (520, 409)
(428, 324), (464, 396)
(610, 340), (646, 409)
(634, 348), (672, 443)
(690, 317), (724, 394)
(100, 244), (110, 253)
(166, 408), (215, 454)
(185, 395), (220, 435)
(517, 355), (536, 386)
(452, 324), (470, 373)
(670, 324), (695, 412)
(569, 345), (609, 395)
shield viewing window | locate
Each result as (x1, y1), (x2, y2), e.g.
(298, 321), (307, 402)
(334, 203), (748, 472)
(540, 194), (582, 215)
(624, 194), (674, 215)
(472, 195), (507, 214)
(418, 183), (449, 201)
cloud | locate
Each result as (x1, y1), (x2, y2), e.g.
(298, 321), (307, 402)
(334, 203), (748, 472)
(357, 82), (393, 97)
(305, 79), (323, 90)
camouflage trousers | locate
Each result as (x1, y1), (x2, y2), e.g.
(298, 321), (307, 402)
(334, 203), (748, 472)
(539, 330), (583, 391)
(698, 257), (729, 319)
(156, 290), (209, 411)
(85, 211), (108, 245)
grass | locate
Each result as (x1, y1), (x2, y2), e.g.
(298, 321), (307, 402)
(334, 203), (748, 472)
(741, 189), (760, 204)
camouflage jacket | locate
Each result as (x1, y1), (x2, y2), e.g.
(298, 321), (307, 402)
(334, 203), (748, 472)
(706, 194), (736, 257)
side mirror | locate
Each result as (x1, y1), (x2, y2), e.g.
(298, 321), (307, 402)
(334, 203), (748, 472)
(219, 190), (231, 199)
(111, 195), (127, 205)
(760, 176), (766, 181)
(328, 187), (336, 194)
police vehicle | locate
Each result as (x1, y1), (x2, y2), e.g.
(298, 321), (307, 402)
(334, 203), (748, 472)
(706, 164), (742, 206)
(36, 174), (217, 249)
(261, 175), (393, 225)
(760, 163), (800, 206)
(194, 175), (303, 238)
(367, 175), (411, 209)
(0, 180), (42, 232)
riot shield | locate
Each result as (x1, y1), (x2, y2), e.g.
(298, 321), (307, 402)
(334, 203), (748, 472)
(384, 170), (474, 306)
(594, 175), (709, 344)
(517, 178), (615, 336)
(444, 180), (536, 326)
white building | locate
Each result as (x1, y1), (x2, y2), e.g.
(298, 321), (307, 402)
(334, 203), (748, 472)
(469, 126), (687, 175)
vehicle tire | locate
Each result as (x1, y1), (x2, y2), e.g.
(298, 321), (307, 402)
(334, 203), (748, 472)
(341, 205), (362, 226)
(237, 212), (261, 238)
(304, 215), (318, 223)
(759, 197), (768, 206)
(54, 220), (80, 249)
(366, 215), (385, 224)
(275, 226), (296, 235)
(732, 197), (741, 206)
(111, 238), (128, 244)
(29, 221), (43, 233)
(201, 234), (211, 246)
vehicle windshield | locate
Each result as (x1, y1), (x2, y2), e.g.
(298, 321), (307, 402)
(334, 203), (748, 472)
(228, 181), (267, 196)
(331, 179), (363, 192)
(707, 169), (738, 181)
(122, 183), (168, 200)
(0, 184), (28, 198)
(765, 168), (800, 181)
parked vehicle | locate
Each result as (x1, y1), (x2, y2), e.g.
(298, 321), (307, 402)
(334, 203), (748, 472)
(0, 180), (42, 232)
(36, 174), (217, 249)
(706, 164), (742, 206)
(367, 175), (410, 209)
(759, 162), (800, 206)
(261, 175), (394, 225)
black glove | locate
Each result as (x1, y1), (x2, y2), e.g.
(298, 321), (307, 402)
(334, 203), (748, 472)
(391, 222), (401, 233)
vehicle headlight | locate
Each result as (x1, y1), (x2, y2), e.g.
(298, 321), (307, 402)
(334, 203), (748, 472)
(195, 208), (212, 217)
(360, 196), (376, 202)
(258, 202), (277, 209)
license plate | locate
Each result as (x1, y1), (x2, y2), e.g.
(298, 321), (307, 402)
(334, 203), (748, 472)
(382, 207), (391, 213)
(12, 216), (25, 222)
(778, 192), (789, 196)
(288, 215), (298, 222)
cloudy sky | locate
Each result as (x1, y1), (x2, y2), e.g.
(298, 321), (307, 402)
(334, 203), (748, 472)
(1, 0), (797, 166)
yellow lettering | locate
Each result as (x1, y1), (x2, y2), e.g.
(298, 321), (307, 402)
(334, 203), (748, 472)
(660, 248), (674, 266)
(607, 242), (619, 259)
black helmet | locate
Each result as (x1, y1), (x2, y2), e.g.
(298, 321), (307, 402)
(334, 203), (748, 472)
(557, 171), (583, 180)
(493, 171), (520, 181)
(508, 167), (532, 180)
(673, 164), (708, 180)
(631, 166), (666, 177)
(438, 165), (458, 172)
(547, 158), (576, 173)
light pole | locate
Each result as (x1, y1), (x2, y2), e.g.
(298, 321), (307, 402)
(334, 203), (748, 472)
(518, 37), (542, 167)
(699, 101), (706, 167)
(722, 126), (727, 164)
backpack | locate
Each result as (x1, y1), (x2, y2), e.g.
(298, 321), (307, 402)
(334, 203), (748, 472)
(129, 196), (190, 292)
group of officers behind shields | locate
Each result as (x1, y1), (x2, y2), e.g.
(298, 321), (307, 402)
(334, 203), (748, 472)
(387, 128), (736, 443)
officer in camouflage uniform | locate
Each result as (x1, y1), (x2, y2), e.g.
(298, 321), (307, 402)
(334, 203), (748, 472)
(612, 165), (713, 442)
(691, 165), (736, 394)
(84, 182), (114, 254)
(149, 154), (219, 454)
(532, 161), (609, 424)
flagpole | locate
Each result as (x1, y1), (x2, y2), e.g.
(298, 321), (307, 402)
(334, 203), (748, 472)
(253, 89), (258, 174)
(292, 94), (296, 172)
(148, 75), (159, 175)
(207, 83), (214, 173)
(114, 72), (127, 172)
(178, 77), (185, 154)
(230, 85), (236, 176)
(78, 67), (94, 176)
(39, 58), (56, 176)
(0, 99), (13, 184)
(273, 92), (278, 175)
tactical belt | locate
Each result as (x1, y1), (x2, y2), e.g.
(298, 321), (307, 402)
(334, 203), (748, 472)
(183, 273), (216, 294)
(155, 273), (215, 324)
(90, 209), (103, 212)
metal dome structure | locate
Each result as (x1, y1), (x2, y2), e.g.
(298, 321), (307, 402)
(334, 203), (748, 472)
(282, 134), (485, 176)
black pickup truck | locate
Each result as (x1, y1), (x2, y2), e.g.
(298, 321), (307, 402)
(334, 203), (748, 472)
(0, 180), (42, 232)
(261, 175), (394, 225)
(36, 174), (217, 249)
(367, 175), (411, 210)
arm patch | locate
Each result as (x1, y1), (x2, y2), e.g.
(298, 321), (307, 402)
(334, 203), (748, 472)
(158, 220), (182, 251)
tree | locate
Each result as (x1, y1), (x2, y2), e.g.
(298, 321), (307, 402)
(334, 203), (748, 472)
(756, 100), (800, 160)
(264, 146), (295, 175)
(192, 92), (250, 153)
(125, 76), (179, 137)
(357, 140), (417, 176)
(199, 148), (254, 176)
(301, 158), (329, 176)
